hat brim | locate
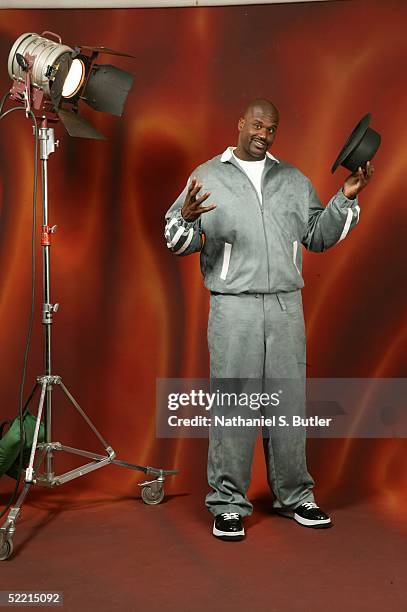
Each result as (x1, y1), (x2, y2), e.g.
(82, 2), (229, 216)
(331, 113), (371, 173)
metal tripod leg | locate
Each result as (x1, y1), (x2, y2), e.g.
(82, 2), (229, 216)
(0, 380), (47, 560)
(26, 380), (47, 482)
(59, 380), (112, 450)
(38, 376), (178, 503)
(0, 484), (30, 560)
(33, 376), (115, 487)
(0, 372), (179, 559)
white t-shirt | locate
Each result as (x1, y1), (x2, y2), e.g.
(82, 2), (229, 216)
(233, 153), (266, 204)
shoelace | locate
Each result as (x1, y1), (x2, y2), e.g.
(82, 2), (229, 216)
(300, 502), (319, 510)
(221, 512), (240, 521)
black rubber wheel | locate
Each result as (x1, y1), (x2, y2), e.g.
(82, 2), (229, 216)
(141, 485), (164, 505)
(0, 538), (13, 561)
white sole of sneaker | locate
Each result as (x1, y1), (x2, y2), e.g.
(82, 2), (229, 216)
(293, 513), (332, 528)
(275, 509), (332, 528)
(213, 525), (245, 540)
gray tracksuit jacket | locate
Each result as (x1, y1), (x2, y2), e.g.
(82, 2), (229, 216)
(164, 147), (360, 294)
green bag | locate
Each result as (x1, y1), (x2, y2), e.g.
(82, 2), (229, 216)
(0, 412), (44, 479)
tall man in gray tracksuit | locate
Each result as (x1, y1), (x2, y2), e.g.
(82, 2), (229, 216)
(164, 99), (373, 541)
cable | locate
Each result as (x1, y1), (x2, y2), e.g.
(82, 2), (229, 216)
(0, 92), (10, 115)
(0, 105), (38, 519)
(1, 106), (38, 517)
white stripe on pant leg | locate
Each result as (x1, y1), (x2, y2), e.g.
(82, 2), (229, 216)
(220, 242), (232, 280)
(293, 240), (300, 275)
(337, 208), (354, 242)
(174, 227), (193, 254)
(355, 205), (361, 223)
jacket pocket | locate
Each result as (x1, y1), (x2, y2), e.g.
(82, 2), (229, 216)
(220, 242), (232, 280)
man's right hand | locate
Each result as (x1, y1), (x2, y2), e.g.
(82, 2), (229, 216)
(181, 177), (217, 222)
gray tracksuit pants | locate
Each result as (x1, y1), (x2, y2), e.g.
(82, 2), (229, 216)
(205, 289), (315, 516)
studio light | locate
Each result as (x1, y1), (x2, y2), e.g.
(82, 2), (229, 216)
(7, 31), (135, 139)
(0, 31), (177, 561)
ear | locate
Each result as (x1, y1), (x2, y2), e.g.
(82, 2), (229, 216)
(238, 117), (245, 132)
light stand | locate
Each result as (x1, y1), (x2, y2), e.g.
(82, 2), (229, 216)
(0, 35), (177, 561)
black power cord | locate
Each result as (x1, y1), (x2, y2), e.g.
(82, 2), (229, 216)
(0, 99), (38, 519)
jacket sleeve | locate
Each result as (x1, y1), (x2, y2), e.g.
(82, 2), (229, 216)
(302, 181), (361, 252)
(164, 181), (203, 256)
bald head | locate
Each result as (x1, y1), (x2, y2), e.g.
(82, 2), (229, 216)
(234, 98), (280, 161)
(242, 99), (279, 123)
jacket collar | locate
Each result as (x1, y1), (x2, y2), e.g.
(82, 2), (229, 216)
(220, 146), (279, 164)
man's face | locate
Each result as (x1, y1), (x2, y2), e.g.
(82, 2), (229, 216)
(236, 106), (279, 161)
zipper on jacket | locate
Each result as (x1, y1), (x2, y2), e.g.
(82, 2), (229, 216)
(239, 171), (271, 293)
(231, 160), (273, 292)
(259, 166), (274, 292)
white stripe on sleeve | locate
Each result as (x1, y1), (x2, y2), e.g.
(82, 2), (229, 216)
(174, 228), (194, 255)
(337, 208), (354, 242)
(220, 242), (232, 280)
(293, 240), (300, 275)
(167, 225), (185, 249)
(164, 217), (179, 239)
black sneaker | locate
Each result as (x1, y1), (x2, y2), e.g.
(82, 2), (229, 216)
(213, 512), (245, 541)
(277, 502), (332, 528)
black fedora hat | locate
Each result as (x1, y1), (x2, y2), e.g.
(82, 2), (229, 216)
(331, 113), (381, 173)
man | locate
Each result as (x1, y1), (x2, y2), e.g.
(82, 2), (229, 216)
(164, 99), (373, 541)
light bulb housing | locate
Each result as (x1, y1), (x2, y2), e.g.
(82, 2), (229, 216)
(61, 58), (85, 98)
(7, 31), (135, 140)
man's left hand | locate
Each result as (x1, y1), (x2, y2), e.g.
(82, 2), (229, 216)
(343, 161), (374, 199)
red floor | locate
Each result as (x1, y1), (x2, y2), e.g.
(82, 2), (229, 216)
(0, 483), (405, 612)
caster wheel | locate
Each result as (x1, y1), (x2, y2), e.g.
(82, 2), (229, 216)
(141, 485), (164, 505)
(0, 538), (13, 561)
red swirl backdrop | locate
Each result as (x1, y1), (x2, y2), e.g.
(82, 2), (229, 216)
(0, 1), (406, 515)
